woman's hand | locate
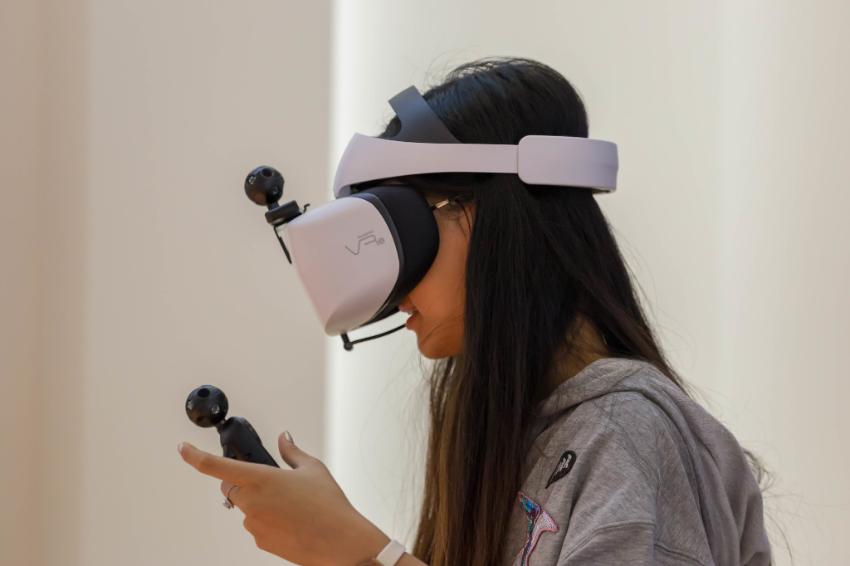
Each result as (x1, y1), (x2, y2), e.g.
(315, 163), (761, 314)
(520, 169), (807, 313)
(178, 431), (390, 565)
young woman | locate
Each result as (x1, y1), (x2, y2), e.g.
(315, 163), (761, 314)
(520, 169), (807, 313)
(179, 57), (772, 566)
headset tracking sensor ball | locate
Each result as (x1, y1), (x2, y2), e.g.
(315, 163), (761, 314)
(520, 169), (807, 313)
(245, 85), (619, 351)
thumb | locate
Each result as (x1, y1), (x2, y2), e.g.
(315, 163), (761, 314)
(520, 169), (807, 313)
(278, 430), (314, 469)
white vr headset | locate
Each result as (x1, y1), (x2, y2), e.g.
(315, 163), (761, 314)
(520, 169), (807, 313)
(245, 85), (618, 351)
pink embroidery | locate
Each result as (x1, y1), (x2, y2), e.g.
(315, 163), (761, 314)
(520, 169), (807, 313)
(513, 491), (559, 566)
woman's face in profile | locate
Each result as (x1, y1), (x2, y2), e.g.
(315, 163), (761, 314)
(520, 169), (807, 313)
(400, 192), (475, 359)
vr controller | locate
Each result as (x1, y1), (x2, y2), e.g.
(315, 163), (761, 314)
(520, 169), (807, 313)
(184, 385), (279, 468)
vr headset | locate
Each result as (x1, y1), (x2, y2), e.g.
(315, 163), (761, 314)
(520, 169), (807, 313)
(244, 85), (618, 351)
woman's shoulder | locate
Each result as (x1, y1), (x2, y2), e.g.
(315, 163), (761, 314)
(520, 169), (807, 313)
(539, 376), (690, 485)
(534, 357), (690, 447)
(512, 357), (770, 566)
(534, 358), (754, 500)
(535, 357), (740, 458)
(507, 362), (718, 566)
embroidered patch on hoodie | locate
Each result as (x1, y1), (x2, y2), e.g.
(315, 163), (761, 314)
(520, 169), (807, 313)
(545, 450), (577, 488)
(513, 491), (559, 566)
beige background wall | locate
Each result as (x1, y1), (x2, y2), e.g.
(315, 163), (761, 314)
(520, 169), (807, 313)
(1, 0), (46, 561)
(2, 1), (331, 565)
(2, 1), (848, 565)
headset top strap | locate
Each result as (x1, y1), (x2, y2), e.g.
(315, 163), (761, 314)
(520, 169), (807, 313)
(386, 86), (460, 144)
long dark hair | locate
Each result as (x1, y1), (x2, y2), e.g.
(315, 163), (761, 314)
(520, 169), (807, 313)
(366, 57), (758, 566)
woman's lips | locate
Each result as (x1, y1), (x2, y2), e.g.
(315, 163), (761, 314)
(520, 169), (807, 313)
(405, 311), (420, 329)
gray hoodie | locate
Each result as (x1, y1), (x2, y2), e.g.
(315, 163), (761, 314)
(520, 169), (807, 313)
(500, 357), (771, 565)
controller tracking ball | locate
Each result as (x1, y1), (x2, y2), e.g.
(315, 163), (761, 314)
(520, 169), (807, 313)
(185, 385), (229, 428)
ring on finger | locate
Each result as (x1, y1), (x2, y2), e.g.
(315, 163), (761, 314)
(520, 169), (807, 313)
(222, 484), (240, 510)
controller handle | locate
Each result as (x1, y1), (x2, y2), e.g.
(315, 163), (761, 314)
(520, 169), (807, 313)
(185, 385), (280, 468)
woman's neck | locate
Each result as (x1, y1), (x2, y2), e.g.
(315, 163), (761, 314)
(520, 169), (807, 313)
(542, 316), (610, 399)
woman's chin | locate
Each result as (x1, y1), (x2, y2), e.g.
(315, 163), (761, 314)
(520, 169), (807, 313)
(413, 330), (440, 359)
(415, 332), (461, 359)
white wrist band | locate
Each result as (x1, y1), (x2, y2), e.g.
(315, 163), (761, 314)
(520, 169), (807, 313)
(375, 538), (406, 565)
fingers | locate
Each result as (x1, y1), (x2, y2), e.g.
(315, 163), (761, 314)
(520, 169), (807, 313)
(178, 442), (263, 484)
(277, 431), (316, 470)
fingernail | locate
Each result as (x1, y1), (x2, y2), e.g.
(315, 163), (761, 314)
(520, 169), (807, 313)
(284, 430), (293, 443)
(177, 442), (185, 455)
